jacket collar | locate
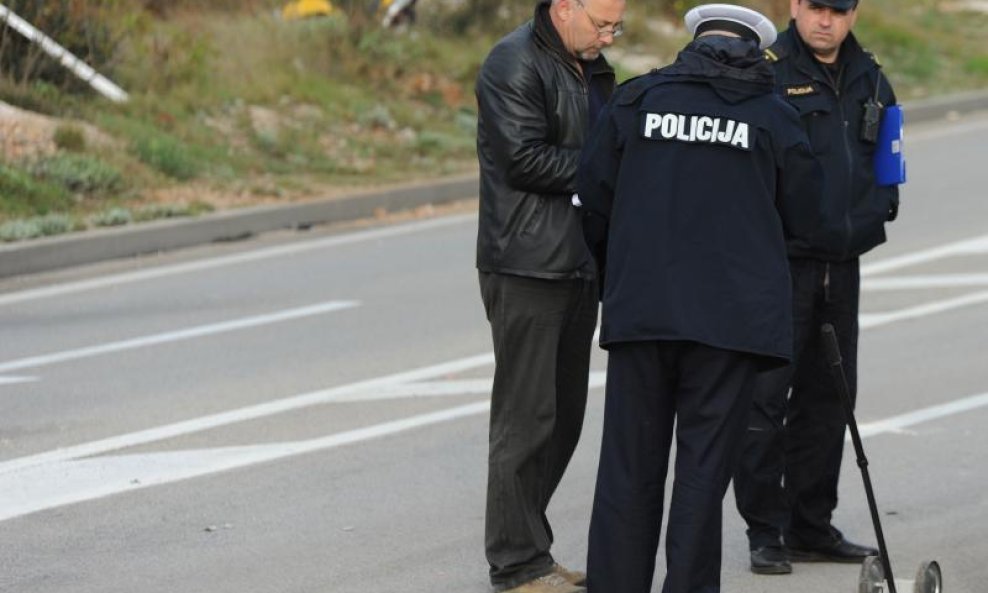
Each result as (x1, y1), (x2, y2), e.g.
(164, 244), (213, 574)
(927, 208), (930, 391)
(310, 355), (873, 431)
(781, 22), (875, 88)
(661, 37), (774, 104)
(532, 0), (613, 78)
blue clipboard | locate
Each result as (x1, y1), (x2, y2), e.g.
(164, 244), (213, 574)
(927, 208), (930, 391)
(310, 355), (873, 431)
(874, 104), (905, 186)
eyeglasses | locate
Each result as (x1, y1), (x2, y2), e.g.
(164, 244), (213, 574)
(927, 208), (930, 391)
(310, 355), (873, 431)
(574, 0), (624, 38)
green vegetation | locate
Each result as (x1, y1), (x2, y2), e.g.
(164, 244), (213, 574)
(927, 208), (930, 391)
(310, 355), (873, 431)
(0, 0), (986, 242)
(853, 0), (988, 97)
(129, 129), (202, 181)
(0, 164), (72, 217)
(28, 153), (125, 195)
(53, 124), (87, 152)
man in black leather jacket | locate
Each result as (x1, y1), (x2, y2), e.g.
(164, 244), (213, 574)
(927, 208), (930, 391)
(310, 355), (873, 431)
(577, 5), (822, 592)
(474, 0), (624, 591)
(733, 0), (898, 576)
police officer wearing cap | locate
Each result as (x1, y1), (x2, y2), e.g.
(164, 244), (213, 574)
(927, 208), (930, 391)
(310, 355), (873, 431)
(733, 0), (898, 576)
(577, 5), (823, 592)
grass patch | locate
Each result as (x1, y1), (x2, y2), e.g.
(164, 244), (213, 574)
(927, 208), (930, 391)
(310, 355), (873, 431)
(0, 213), (79, 242)
(0, 164), (73, 220)
(28, 153), (126, 195)
(966, 55), (988, 76)
(853, 0), (988, 98)
(88, 201), (216, 229)
(53, 125), (87, 152)
(130, 129), (201, 181)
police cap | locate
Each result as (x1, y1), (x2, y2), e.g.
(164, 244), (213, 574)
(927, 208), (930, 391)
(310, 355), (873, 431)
(805, 0), (859, 10)
(684, 4), (777, 50)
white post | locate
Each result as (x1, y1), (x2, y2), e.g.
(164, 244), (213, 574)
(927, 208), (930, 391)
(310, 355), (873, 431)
(0, 3), (129, 103)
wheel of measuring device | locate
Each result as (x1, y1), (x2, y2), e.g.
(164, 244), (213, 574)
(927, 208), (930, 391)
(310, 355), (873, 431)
(859, 555), (885, 593)
(913, 560), (942, 593)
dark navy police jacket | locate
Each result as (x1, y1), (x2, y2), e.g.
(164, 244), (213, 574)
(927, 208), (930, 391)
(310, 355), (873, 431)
(767, 26), (899, 261)
(578, 37), (822, 366)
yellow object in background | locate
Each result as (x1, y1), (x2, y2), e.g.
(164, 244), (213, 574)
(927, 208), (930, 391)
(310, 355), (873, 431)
(282, 0), (334, 20)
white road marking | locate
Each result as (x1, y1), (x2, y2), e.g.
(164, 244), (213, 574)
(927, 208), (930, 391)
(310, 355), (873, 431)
(334, 379), (495, 401)
(1, 385), (985, 523)
(0, 375), (37, 385)
(860, 232), (988, 276)
(0, 353), (591, 475)
(0, 401), (491, 522)
(0, 300), (360, 373)
(330, 371), (608, 402)
(857, 392), (988, 438)
(863, 273), (988, 290)
(0, 352), (497, 475)
(860, 289), (988, 329)
(857, 232), (988, 325)
(0, 213), (475, 308)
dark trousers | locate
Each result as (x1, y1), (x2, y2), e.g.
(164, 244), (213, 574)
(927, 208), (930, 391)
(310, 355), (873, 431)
(587, 341), (758, 593)
(479, 272), (599, 589)
(734, 258), (860, 549)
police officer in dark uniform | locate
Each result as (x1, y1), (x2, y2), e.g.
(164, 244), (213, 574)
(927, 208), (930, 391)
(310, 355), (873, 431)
(733, 0), (898, 576)
(577, 5), (823, 592)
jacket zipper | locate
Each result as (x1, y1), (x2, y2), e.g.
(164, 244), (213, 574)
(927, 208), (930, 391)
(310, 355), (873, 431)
(831, 66), (855, 259)
(565, 60), (596, 133)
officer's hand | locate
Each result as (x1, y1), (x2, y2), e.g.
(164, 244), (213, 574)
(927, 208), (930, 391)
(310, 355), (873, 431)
(888, 200), (899, 222)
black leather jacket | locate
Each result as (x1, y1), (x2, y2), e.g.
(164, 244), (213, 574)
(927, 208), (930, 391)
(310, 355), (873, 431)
(475, 1), (615, 279)
(767, 26), (899, 261)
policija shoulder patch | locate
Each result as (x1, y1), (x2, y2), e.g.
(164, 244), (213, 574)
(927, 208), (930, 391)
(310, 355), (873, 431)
(641, 112), (751, 151)
(785, 83), (818, 97)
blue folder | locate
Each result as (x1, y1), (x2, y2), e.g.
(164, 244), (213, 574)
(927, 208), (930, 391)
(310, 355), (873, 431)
(874, 104), (906, 186)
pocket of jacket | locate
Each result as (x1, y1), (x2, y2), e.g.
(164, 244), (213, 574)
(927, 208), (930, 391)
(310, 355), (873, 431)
(788, 94), (834, 155)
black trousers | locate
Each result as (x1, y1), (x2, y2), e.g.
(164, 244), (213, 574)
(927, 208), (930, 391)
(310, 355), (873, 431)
(733, 258), (860, 549)
(587, 341), (758, 593)
(479, 272), (599, 589)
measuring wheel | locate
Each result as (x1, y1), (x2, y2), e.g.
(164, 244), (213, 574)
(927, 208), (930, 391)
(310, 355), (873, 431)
(857, 556), (942, 593)
(859, 555), (885, 593)
(913, 561), (942, 593)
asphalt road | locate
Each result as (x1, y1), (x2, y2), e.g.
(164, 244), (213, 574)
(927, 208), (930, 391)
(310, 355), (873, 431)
(1, 111), (987, 593)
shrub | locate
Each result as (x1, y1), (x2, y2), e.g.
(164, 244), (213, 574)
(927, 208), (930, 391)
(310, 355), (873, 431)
(0, 219), (40, 242)
(131, 132), (200, 180)
(0, 213), (78, 242)
(53, 125), (87, 151)
(35, 213), (76, 235)
(29, 153), (125, 195)
(0, 164), (72, 217)
(90, 207), (133, 227)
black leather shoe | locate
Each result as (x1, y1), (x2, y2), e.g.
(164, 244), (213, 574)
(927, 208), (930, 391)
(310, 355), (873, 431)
(750, 546), (792, 575)
(787, 537), (879, 563)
